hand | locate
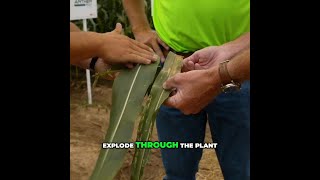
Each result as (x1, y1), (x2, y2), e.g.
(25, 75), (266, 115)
(133, 29), (169, 62)
(182, 46), (232, 72)
(98, 23), (159, 65)
(162, 67), (221, 115)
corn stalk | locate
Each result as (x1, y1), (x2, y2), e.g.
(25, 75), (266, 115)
(90, 58), (160, 180)
(131, 52), (183, 180)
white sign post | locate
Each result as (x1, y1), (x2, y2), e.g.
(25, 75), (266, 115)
(70, 0), (97, 105)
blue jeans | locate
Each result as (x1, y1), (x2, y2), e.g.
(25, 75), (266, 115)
(156, 81), (250, 180)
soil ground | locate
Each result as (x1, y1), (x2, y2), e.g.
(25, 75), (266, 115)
(70, 79), (224, 180)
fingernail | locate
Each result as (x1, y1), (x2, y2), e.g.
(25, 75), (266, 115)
(153, 54), (159, 61)
(162, 83), (167, 89)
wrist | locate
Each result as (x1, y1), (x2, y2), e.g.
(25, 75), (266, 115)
(83, 32), (105, 58)
(218, 60), (241, 93)
(132, 26), (152, 35)
(226, 60), (240, 83)
(96, 33), (110, 58)
(220, 41), (249, 59)
(206, 66), (221, 90)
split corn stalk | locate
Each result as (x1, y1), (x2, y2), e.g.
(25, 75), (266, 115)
(131, 52), (183, 180)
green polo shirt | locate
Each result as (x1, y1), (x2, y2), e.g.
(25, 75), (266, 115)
(152, 0), (250, 52)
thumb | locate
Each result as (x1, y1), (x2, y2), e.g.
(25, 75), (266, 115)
(182, 60), (195, 72)
(195, 63), (203, 70)
(182, 54), (195, 72)
(183, 52), (199, 64)
(163, 76), (178, 90)
(113, 23), (123, 34)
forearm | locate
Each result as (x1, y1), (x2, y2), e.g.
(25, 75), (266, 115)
(70, 22), (95, 69)
(122, 0), (151, 34)
(70, 32), (103, 65)
(227, 48), (250, 82)
(221, 32), (250, 58)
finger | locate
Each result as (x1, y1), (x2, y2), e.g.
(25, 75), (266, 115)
(130, 38), (154, 53)
(181, 60), (194, 72)
(112, 23), (122, 34)
(163, 76), (178, 90)
(184, 53), (200, 64)
(127, 54), (152, 65)
(129, 43), (159, 62)
(186, 61), (195, 71)
(157, 37), (169, 50)
(125, 63), (134, 69)
(181, 66), (188, 73)
(151, 41), (165, 62)
(195, 63), (203, 70)
(130, 42), (156, 56)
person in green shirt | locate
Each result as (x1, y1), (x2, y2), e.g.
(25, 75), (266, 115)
(123, 1), (250, 179)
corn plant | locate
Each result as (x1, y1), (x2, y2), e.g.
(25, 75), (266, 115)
(131, 52), (183, 180)
(90, 52), (183, 180)
(90, 57), (160, 180)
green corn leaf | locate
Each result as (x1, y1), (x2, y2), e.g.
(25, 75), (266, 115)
(90, 59), (160, 180)
(131, 52), (183, 180)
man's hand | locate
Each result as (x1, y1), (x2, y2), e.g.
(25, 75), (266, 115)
(182, 46), (231, 72)
(98, 23), (159, 65)
(182, 32), (250, 72)
(122, 0), (169, 62)
(134, 29), (169, 62)
(163, 67), (221, 115)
